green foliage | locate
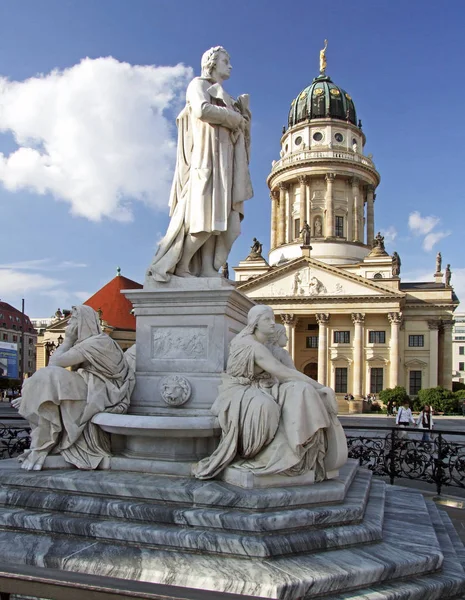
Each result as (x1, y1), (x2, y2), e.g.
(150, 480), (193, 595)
(417, 387), (459, 414)
(454, 389), (465, 400)
(379, 386), (410, 407)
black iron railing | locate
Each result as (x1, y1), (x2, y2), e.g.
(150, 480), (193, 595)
(345, 425), (465, 496)
(1, 422), (465, 496)
(0, 422), (30, 460)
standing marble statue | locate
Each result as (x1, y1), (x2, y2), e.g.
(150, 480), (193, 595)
(436, 252), (442, 274)
(392, 251), (401, 277)
(445, 264), (452, 286)
(12, 306), (135, 471)
(300, 221), (311, 246)
(147, 46), (253, 282)
(193, 305), (347, 481)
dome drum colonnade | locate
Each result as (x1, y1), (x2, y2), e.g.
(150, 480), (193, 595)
(267, 74), (380, 267)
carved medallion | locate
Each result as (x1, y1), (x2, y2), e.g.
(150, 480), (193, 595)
(159, 375), (192, 407)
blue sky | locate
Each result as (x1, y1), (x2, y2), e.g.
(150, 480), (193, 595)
(0, 0), (464, 317)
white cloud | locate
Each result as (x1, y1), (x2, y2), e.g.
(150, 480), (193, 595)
(0, 269), (62, 296)
(0, 259), (87, 271)
(0, 57), (193, 221)
(408, 211), (440, 236)
(407, 211), (451, 251)
(423, 230), (451, 251)
(380, 226), (397, 245)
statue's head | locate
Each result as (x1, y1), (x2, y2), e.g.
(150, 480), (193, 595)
(247, 304), (275, 337)
(66, 305), (102, 344)
(270, 323), (287, 348)
(201, 46), (231, 81)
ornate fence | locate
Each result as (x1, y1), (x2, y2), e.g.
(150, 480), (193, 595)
(1, 422), (465, 496)
(0, 422), (31, 460)
(345, 425), (465, 495)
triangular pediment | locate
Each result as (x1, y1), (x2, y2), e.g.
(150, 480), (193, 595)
(237, 257), (404, 300)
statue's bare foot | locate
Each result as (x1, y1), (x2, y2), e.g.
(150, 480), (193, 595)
(17, 449), (31, 464)
(200, 269), (220, 278)
(10, 396), (22, 410)
(174, 267), (195, 278)
(20, 450), (47, 471)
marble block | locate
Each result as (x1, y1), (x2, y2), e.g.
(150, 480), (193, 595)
(123, 279), (253, 416)
(221, 465), (339, 489)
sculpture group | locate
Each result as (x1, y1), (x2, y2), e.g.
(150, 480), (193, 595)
(13, 47), (347, 483)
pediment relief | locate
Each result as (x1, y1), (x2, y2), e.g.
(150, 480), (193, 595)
(366, 354), (389, 364)
(330, 351), (352, 364)
(404, 359), (428, 368)
(242, 258), (402, 300)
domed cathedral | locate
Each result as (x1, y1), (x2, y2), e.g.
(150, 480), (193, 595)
(234, 42), (458, 413)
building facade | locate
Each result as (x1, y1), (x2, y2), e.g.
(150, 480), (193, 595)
(0, 301), (37, 380)
(234, 63), (458, 413)
(453, 312), (465, 386)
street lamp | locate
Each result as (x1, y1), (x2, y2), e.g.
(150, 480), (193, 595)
(57, 335), (64, 346)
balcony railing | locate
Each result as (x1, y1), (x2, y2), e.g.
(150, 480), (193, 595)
(271, 148), (376, 173)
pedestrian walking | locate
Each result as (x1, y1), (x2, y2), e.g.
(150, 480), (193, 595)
(416, 405), (434, 442)
(396, 400), (415, 438)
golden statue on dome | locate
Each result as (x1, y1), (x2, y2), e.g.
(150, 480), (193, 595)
(319, 39), (328, 75)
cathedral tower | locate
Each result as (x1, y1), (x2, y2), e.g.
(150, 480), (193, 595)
(267, 51), (380, 266)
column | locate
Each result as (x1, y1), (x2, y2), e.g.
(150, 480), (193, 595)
(346, 178), (353, 242)
(270, 189), (279, 249)
(298, 175), (307, 228)
(306, 179), (312, 230)
(366, 185), (375, 247)
(351, 177), (362, 242)
(280, 313), (297, 360)
(441, 320), (454, 390)
(325, 173), (335, 237)
(351, 313), (365, 399)
(278, 182), (287, 245)
(388, 312), (402, 388)
(316, 313), (330, 385)
(428, 320), (439, 388)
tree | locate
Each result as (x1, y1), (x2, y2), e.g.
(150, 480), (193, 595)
(379, 386), (410, 408)
(417, 387), (459, 414)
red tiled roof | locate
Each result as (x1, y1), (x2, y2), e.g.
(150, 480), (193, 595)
(84, 275), (142, 331)
(0, 301), (35, 332)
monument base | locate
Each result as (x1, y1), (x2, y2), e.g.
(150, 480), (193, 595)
(0, 459), (463, 598)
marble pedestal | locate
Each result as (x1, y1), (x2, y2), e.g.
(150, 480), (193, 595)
(117, 277), (253, 471)
(0, 459), (464, 598)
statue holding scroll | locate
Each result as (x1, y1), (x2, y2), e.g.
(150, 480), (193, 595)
(147, 46), (253, 282)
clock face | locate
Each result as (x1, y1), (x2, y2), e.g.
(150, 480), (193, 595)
(335, 133), (344, 143)
(313, 132), (323, 142)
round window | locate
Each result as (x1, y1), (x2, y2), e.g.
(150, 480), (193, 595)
(335, 133), (344, 143)
(295, 136), (302, 146)
(313, 132), (323, 142)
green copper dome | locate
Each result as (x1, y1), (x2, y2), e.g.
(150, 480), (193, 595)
(288, 74), (357, 128)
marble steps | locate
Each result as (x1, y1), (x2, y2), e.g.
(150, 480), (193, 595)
(439, 509), (465, 569)
(0, 467), (373, 534)
(0, 458), (360, 509)
(0, 476), (459, 598)
(0, 488), (446, 600)
(313, 494), (465, 600)
(0, 477), (385, 558)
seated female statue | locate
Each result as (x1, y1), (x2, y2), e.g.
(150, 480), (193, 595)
(193, 305), (347, 481)
(12, 305), (135, 471)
